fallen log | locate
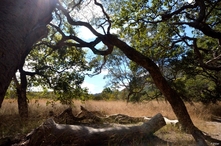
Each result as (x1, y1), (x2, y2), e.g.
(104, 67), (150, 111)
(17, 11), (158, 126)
(24, 113), (166, 146)
(144, 116), (179, 126)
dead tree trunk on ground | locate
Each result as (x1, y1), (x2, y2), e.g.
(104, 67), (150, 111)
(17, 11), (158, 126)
(25, 113), (166, 146)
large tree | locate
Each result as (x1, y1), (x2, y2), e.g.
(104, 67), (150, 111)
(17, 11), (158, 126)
(0, 0), (57, 106)
(1, 0), (221, 145)
(12, 31), (90, 117)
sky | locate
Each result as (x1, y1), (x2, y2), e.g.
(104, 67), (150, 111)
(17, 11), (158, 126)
(75, 11), (109, 94)
(30, 0), (195, 94)
(77, 29), (110, 94)
(74, 0), (118, 94)
(72, 0), (195, 94)
(25, 0), (109, 94)
(81, 69), (108, 94)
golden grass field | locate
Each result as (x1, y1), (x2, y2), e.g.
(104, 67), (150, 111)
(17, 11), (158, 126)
(0, 99), (221, 145)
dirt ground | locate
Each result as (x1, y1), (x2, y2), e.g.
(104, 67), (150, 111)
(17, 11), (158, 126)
(154, 121), (221, 146)
(204, 121), (221, 144)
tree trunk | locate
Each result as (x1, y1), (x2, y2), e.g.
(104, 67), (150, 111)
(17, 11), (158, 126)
(0, 0), (57, 107)
(16, 87), (28, 118)
(106, 35), (208, 145)
(26, 113), (166, 146)
(13, 69), (29, 118)
(18, 68), (29, 118)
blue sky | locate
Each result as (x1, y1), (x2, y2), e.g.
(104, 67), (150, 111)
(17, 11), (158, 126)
(76, 22), (109, 94)
(82, 70), (108, 94)
(79, 0), (195, 94)
(28, 0), (195, 94)
(27, 1), (110, 94)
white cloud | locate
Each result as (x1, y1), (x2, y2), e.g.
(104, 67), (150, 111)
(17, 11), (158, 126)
(81, 82), (95, 92)
(81, 80), (104, 94)
(100, 69), (108, 75)
(77, 27), (97, 41)
(81, 69), (108, 94)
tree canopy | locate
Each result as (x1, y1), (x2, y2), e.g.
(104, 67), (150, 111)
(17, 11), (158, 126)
(104, 0), (221, 103)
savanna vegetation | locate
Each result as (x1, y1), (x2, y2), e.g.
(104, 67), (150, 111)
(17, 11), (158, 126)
(0, 0), (221, 145)
(1, 98), (221, 145)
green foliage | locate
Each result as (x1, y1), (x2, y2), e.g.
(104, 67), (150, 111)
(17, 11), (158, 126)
(23, 22), (92, 104)
(105, 0), (221, 104)
(171, 74), (220, 104)
(5, 82), (17, 99)
(14, 0), (221, 105)
(103, 49), (153, 102)
(90, 88), (122, 101)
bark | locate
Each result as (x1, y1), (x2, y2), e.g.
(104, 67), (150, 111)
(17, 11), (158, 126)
(104, 35), (208, 145)
(54, 106), (180, 126)
(17, 89), (28, 118)
(18, 68), (29, 118)
(13, 70), (28, 118)
(26, 113), (166, 146)
(57, 106), (148, 124)
(0, 0), (57, 107)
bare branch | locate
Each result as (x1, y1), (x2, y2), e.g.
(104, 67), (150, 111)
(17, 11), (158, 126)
(57, 1), (102, 37)
(94, 0), (111, 34)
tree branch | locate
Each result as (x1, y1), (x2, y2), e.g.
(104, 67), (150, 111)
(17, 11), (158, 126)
(193, 38), (221, 71)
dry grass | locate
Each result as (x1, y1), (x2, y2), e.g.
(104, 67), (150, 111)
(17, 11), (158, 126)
(74, 100), (221, 120)
(0, 99), (220, 145)
(77, 100), (177, 118)
(75, 100), (221, 139)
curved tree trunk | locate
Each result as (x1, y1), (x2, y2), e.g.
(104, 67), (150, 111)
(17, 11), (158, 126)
(106, 35), (207, 145)
(0, 0), (57, 107)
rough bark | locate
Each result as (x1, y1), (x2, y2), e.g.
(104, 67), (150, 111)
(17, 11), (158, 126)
(104, 35), (208, 145)
(12, 67), (29, 118)
(55, 106), (150, 125)
(16, 87), (28, 118)
(18, 68), (29, 118)
(25, 113), (166, 146)
(0, 0), (57, 107)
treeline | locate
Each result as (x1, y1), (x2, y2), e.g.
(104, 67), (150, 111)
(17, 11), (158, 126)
(5, 74), (221, 105)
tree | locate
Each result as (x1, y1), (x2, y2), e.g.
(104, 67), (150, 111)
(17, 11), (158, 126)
(13, 68), (29, 118)
(1, 0), (221, 144)
(5, 1), (92, 117)
(108, 0), (221, 104)
(25, 24), (91, 105)
(104, 50), (155, 102)
(170, 50), (221, 103)
(0, 0), (57, 106)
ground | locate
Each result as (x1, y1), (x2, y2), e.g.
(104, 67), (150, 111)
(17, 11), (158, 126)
(0, 99), (221, 145)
